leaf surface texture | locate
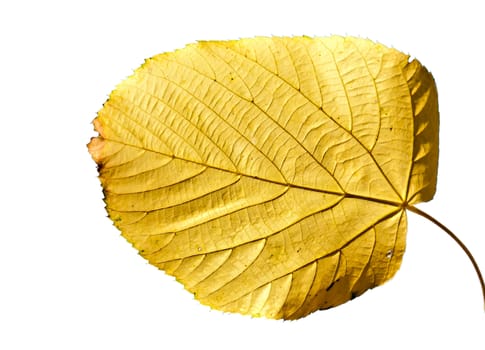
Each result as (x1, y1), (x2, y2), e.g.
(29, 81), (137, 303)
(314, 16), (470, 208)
(89, 36), (439, 319)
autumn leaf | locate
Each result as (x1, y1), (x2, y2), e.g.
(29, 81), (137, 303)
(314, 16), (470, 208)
(88, 36), (482, 319)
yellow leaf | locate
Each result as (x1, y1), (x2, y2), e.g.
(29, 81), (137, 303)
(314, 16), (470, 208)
(88, 36), (440, 319)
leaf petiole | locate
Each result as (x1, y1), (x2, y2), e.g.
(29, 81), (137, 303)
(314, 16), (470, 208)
(407, 205), (485, 311)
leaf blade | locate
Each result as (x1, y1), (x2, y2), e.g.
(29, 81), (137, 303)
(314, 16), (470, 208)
(89, 36), (438, 319)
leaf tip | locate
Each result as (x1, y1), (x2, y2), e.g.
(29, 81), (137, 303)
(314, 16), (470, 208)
(87, 136), (105, 164)
(87, 117), (106, 160)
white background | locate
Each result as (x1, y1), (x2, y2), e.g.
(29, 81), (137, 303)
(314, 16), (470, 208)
(1, 0), (484, 349)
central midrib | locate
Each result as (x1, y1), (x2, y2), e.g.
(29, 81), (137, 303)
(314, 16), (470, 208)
(102, 137), (405, 208)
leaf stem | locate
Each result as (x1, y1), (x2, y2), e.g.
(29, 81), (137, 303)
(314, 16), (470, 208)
(407, 205), (485, 311)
